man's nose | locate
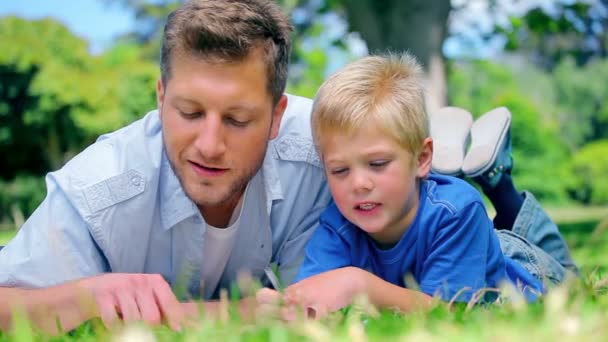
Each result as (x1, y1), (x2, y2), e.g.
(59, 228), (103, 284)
(194, 115), (227, 160)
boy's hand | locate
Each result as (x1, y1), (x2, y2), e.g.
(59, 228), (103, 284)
(283, 267), (368, 319)
(255, 287), (295, 320)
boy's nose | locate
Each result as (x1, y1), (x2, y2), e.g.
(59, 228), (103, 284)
(352, 171), (373, 193)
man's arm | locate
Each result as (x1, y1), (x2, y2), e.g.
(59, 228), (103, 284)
(0, 273), (186, 334)
(0, 283), (92, 333)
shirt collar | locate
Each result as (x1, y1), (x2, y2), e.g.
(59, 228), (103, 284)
(262, 143), (284, 214)
(159, 145), (284, 230)
(159, 150), (199, 231)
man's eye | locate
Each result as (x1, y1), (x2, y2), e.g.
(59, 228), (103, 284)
(179, 110), (201, 119)
(226, 117), (250, 127)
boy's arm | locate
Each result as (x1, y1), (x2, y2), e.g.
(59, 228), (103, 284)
(418, 201), (497, 302)
(362, 269), (434, 311)
(283, 267), (433, 318)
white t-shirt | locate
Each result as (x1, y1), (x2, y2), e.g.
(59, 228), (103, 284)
(199, 186), (248, 298)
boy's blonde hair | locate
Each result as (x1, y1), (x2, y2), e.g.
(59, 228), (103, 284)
(312, 53), (429, 158)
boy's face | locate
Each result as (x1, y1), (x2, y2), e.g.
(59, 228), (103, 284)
(321, 124), (432, 245)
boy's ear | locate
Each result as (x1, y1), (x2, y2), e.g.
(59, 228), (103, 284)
(416, 137), (433, 178)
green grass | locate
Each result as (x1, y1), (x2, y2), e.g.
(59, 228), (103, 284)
(0, 230), (14, 246)
(1, 209), (607, 341)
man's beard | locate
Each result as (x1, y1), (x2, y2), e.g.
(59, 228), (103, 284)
(169, 144), (268, 209)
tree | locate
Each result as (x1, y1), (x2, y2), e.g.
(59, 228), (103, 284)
(498, 1), (608, 70)
(102, 0), (608, 110)
(0, 16), (157, 178)
(333, 0), (450, 111)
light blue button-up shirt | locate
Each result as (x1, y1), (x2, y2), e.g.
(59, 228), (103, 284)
(0, 94), (331, 299)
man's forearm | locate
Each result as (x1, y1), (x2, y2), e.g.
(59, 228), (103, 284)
(0, 282), (95, 334)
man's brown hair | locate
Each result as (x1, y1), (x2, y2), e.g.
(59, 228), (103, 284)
(160, 0), (293, 104)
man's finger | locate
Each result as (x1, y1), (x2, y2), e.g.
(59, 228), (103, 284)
(97, 294), (120, 329)
(153, 278), (184, 331)
(135, 288), (162, 326)
(116, 291), (141, 322)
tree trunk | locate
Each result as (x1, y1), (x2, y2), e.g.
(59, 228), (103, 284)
(342, 0), (451, 113)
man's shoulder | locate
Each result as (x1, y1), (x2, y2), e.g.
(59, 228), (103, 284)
(53, 110), (164, 215)
(422, 174), (486, 216)
(270, 94), (321, 169)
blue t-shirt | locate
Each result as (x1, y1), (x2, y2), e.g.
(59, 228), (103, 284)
(295, 174), (543, 303)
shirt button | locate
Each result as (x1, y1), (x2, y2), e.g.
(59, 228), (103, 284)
(131, 176), (141, 186)
(280, 141), (289, 153)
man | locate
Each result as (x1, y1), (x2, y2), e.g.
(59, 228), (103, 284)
(0, 0), (330, 332)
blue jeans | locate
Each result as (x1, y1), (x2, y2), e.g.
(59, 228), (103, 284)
(496, 191), (578, 285)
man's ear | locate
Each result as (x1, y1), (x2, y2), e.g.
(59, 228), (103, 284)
(416, 137), (433, 178)
(269, 95), (288, 140)
(156, 79), (165, 115)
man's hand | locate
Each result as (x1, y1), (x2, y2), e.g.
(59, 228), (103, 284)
(77, 273), (184, 330)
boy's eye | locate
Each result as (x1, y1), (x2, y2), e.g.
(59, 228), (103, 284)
(330, 167), (348, 175)
(370, 160), (390, 168)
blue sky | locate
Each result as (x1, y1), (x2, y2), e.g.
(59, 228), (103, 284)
(0, 0), (134, 54)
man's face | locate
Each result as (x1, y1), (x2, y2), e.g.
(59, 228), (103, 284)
(157, 49), (286, 220)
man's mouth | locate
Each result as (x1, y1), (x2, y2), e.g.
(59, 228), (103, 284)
(189, 161), (228, 176)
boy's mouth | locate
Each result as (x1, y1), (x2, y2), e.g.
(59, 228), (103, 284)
(356, 203), (380, 211)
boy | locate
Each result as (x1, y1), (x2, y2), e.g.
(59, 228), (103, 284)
(259, 53), (571, 318)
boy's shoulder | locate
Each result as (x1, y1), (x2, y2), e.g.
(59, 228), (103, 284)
(422, 173), (486, 216)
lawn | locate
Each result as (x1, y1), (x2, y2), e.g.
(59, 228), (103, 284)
(1, 210), (607, 341)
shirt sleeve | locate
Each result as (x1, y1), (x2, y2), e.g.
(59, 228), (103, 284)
(417, 201), (497, 302)
(274, 205), (325, 286)
(291, 215), (352, 284)
(0, 173), (108, 288)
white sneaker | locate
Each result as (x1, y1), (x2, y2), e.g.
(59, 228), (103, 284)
(462, 107), (512, 187)
(430, 107), (473, 176)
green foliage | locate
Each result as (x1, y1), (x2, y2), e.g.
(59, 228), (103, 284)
(0, 175), (46, 226)
(448, 60), (570, 202)
(498, 1), (607, 70)
(286, 46), (328, 99)
(553, 58), (608, 150)
(0, 16), (157, 178)
(567, 140), (608, 205)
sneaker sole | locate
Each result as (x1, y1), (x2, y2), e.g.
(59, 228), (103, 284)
(430, 106), (473, 176)
(462, 107), (511, 177)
